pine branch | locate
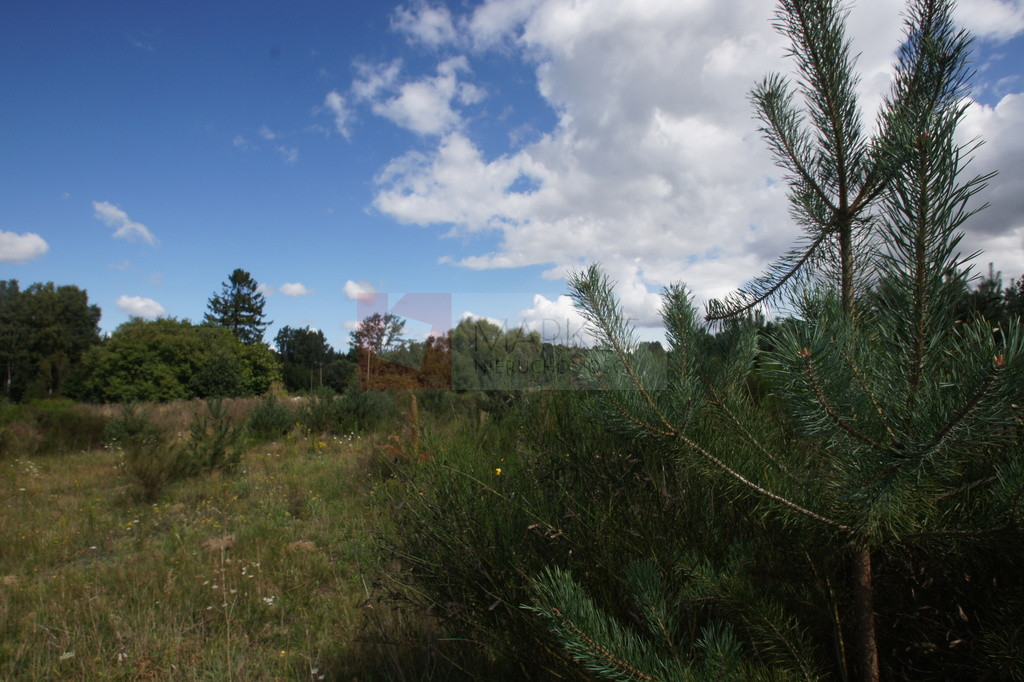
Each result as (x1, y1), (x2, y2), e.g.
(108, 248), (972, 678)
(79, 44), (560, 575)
(935, 475), (999, 501)
(704, 380), (801, 480)
(673, 428), (849, 530)
(800, 349), (892, 453)
(550, 607), (661, 682)
(570, 266), (679, 435)
(706, 231), (832, 321)
(840, 346), (900, 444)
(527, 567), (690, 682)
(737, 598), (824, 681)
(914, 360), (1000, 461)
(751, 75), (835, 215)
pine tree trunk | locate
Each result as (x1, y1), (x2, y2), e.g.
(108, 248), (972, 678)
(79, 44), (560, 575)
(853, 545), (880, 682)
(840, 221), (856, 316)
(839, 213), (877, 680)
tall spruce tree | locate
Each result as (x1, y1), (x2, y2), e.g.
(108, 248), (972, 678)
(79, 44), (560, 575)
(531, 0), (1023, 679)
(204, 268), (270, 345)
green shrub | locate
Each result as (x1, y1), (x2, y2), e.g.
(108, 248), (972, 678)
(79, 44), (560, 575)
(106, 405), (187, 502)
(377, 391), (690, 677)
(106, 400), (245, 501)
(29, 399), (108, 454)
(297, 388), (344, 435)
(297, 387), (401, 436)
(247, 394), (296, 442)
(0, 399), (107, 458)
(182, 398), (246, 473)
(338, 388), (400, 433)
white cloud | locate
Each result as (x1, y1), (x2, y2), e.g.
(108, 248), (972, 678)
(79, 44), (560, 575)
(365, 0), (1024, 320)
(465, 0), (543, 50)
(393, 1), (459, 47)
(257, 282), (275, 297)
(958, 92), (1024, 272)
(460, 310), (507, 329)
(116, 295), (166, 318)
(258, 124), (277, 140)
(518, 294), (594, 345)
(351, 59), (402, 101)
(955, 0), (1024, 42)
(324, 91), (353, 139)
(343, 279), (376, 300)
(280, 282), (314, 297)
(0, 230), (49, 264)
(353, 56), (483, 136)
(92, 201), (157, 246)
(276, 146), (299, 164)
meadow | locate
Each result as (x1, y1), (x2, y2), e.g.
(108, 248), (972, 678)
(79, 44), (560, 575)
(0, 396), (445, 680)
(2, 380), (1022, 681)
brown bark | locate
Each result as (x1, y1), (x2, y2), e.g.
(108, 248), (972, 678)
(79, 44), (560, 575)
(853, 544), (880, 682)
(839, 220), (855, 316)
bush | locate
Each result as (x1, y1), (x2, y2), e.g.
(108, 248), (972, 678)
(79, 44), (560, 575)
(107, 400), (246, 501)
(29, 399), (108, 454)
(338, 388), (400, 433)
(0, 399), (107, 458)
(247, 394), (297, 442)
(297, 387), (401, 436)
(297, 388), (344, 435)
(182, 398), (246, 473)
(106, 405), (187, 502)
(377, 391), (684, 677)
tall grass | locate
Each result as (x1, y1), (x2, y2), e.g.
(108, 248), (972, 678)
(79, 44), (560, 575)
(0, 416), (439, 679)
(0, 399), (108, 458)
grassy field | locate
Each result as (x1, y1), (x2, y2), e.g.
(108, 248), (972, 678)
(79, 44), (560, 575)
(0, 422), (415, 680)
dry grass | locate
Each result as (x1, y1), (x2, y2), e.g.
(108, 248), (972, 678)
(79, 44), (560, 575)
(0, 428), (415, 680)
(88, 396), (280, 440)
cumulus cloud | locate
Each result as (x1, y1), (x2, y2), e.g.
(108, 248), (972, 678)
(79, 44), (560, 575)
(353, 56), (483, 136)
(258, 124), (277, 140)
(92, 201), (157, 246)
(955, 0), (1024, 42)
(361, 0), (1024, 322)
(343, 279), (376, 300)
(958, 92), (1024, 275)
(393, 1), (459, 47)
(518, 294), (594, 345)
(460, 310), (506, 329)
(116, 295), (166, 318)
(280, 282), (314, 297)
(0, 230), (49, 264)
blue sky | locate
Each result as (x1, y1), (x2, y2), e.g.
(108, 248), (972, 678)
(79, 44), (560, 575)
(2, 0), (1023, 350)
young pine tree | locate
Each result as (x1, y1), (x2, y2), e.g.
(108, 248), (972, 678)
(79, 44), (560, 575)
(530, 0), (1023, 679)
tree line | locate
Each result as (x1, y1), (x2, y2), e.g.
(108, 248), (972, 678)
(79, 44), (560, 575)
(2, 263), (1022, 404)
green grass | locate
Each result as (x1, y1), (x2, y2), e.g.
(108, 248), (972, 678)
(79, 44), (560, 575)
(0, 431), (406, 680)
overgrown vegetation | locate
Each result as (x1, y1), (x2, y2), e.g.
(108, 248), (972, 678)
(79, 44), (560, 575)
(0, 419), (394, 679)
(0, 399), (107, 458)
(374, 0), (1024, 680)
(3, 1), (1023, 680)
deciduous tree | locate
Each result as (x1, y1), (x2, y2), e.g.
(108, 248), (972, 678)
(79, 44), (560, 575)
(0, 280), (101, 400)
